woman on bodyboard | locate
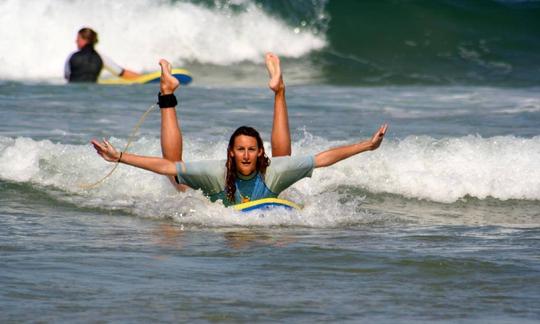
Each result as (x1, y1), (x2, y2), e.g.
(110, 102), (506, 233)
(91, 54), (388, 207)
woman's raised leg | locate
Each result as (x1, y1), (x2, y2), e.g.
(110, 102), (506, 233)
(266, 53), (291, 157)
(158, 59), (188, 190)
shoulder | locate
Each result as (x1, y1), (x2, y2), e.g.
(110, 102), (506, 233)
(176, 159), (226, 195)
(96, 51), (108, 60)
(66, 50), (79, 65)
(98, 52), (124, 76)
(264, 155), (315, 194)
(268, 155), (315, 172)
(67, 50), (81, 60)
(67, 50), (78, 58)
(178, 159), (226, 177)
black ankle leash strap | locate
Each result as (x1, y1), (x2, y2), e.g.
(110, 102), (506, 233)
(157, 93), (178, 108)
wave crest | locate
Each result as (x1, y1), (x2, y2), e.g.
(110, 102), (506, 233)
(0, 0), (326, 81)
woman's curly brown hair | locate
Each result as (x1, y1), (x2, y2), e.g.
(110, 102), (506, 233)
(225, 126), (270, 204)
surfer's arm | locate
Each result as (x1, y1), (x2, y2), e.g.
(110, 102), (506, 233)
(64, 58), (71, 80)
(314, 124), (388, 168)
(120, 69), (140, 79)
(100, 53), (141, 79)
(118, 153), (177, 175)
(91, 139), (177, 176)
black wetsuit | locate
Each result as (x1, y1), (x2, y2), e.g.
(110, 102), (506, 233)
(67, 44), (103, 83)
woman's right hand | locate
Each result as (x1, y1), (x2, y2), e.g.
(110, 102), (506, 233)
(91, 139), (121, 162)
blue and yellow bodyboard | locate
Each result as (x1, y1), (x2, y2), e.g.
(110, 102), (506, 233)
(99, 68), (192, 85)
(233, 198), (301, 212)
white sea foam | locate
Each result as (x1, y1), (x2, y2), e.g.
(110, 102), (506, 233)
(0, 0), (326, 82)
(1, 134), (539, 226)
(352, 135), (540, 202)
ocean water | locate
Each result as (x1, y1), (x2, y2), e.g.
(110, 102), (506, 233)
(1, 0), (540, 322)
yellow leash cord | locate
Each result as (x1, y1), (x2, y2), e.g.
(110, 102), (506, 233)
(79, 103), (157, 189)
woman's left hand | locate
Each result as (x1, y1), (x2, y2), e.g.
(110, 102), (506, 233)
(370, 123), (388, 150)
(91, 139), (121, 162)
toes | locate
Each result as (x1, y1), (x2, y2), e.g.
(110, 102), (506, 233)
(159, 59), (172, 74)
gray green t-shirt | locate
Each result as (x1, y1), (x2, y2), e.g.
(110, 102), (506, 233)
(176, 155), (315, 203)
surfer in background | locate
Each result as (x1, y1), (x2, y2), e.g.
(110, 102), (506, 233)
(91, 54), (388, 206)
(64, 27), (140, 83)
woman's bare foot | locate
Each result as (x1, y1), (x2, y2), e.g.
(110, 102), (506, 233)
(265, 53), (284, 92)
(159, 59), (180, 95)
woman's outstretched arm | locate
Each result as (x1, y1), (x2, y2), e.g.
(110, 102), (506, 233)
(314, 124), (388, 168)
(91, 139), (177, 176)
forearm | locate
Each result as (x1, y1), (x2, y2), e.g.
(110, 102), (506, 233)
(121, 69), (141, 79)
(314, 140), (374, 168)
(118, 152), (177, 176)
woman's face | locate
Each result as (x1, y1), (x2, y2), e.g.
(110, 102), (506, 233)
(230, 135), (262, 176)
(76, 34), (88, 49)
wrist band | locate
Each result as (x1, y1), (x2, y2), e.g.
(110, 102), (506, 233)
(157, 93), (178, 108)
(118, 151), (123, 163)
